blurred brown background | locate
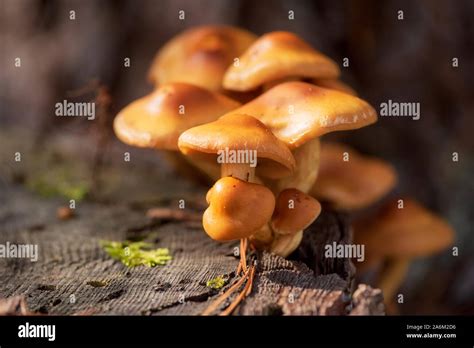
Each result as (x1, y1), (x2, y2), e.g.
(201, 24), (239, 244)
(1, 0), (473, 314)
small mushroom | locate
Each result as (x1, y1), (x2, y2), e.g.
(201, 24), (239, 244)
(270, 189), (322, 257)
(354, 198), (454, 302)
(223, 31), (340, 91)
(178, 113), (295, 249)
(113, 82), (240, 181)
(148, 25), (257, 92)
(310, 142), (397, 210)
(203, 176), (275, 241)
(226, 82), (377, 194)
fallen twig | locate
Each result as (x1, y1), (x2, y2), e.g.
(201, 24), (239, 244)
(146, 208), (202, 222)
(220, 263), (256, 316)
(201, 267), (251, 316)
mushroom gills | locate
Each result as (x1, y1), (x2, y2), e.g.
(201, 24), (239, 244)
(221, 162), (255, 182)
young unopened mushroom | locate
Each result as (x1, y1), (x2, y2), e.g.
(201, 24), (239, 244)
(223, 31), (340, 92)
(203, 176), (275, 242)
(270, 188), (322, 257)
(113, 82), (240, 181)
(226, 82), (377, 194)
(148, 25), (257, 92)
(310, 142), (397, 210)
(354, 198), (454, 302)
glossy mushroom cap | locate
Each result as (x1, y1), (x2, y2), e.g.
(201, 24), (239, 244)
(271, 189), (321, 235)
(310, 142), (397, 210)
(312, 79), (357, 96)
(227, 82), (377, 149)
(203, 177), (275, 241)
(178, 113), (296, 179)
(354, 198), (454, 258)
(223, 31), (340, 91)
(113, 83), (240, 150)
(149, 26), (257, 91)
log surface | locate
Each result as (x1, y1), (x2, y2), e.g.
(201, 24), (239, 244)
(0, 185), (383, 315)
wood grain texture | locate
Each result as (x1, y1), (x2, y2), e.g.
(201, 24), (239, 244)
(350, 284), (385, 316)
(0, 184), (383, 315)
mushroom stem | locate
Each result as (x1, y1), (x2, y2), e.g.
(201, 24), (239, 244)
(221, 163), (255, 182)
(377, 257), (410, 302)
(249, 223), (273, 249)
(220, 163), (255, 274)
(269, 138), (320, 195)
(240, 238), (248, 273)
(270, 230), (303, 257)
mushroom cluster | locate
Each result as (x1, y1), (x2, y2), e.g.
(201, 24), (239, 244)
(112, 25), (452, 314)
(175, 30), (378, 265)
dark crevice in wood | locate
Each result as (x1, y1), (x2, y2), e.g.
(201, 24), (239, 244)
(142, 291), (215, 315)
(99, 289), (125, 303)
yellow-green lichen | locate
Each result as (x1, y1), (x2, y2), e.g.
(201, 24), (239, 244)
(101, 241), (172, 268)
(206, 275), (228, 290)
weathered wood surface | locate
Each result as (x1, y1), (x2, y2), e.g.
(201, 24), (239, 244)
(0, 185), (384, 315)
(350, 284), (385, 316)
(0, 130), (384, 316)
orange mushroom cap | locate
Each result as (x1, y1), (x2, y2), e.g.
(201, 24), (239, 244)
(226, 82), (377, 149)
(312, 78), (357, 96)
(354, 198), (454, 258)
(203, 176), (275, 241)
(178, 113), (296, 179)
(271, 189), (322, 235)
(310, 142), (397, 210)
(113, 83), (240, 151)
(148, 25), (257, 91)
(223, 31), (340, 91)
